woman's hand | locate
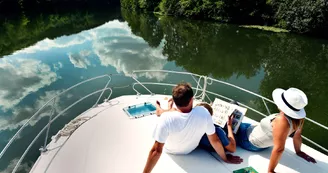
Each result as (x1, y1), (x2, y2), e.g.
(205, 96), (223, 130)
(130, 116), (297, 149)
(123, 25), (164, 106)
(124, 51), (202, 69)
(227, 114), (234, 126)
(296, 151), (316, 163)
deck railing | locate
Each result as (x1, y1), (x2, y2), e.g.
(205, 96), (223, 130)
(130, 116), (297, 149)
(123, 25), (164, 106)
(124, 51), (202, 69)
(0, 74), (112, 173)
(1, 70), (328, 172)
(132, 70), (328, 153)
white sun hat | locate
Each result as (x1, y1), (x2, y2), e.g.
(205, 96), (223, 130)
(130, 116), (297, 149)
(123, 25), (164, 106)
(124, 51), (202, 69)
(272, 88), (308, 119)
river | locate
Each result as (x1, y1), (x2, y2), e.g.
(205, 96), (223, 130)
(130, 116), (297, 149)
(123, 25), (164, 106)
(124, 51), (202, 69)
(0, 7), (328, 172)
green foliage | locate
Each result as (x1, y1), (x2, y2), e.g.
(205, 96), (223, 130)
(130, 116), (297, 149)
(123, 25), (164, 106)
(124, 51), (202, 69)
(120, 0), (139, 10)
(159, 16), (266, 79)
(120, 0), (161, 10)
(121, 9), (163, 47)
(120, 0), (328, 38)
(272, 0), (328, 34)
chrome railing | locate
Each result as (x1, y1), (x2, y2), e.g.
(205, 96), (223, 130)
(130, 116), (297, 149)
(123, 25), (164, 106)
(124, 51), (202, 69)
(0, 74), (112, 173)
(132, 70), (328, 153)
(1, 70), (328, 172)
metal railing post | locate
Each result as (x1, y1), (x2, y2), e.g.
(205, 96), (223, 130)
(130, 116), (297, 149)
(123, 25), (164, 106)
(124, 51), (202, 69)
(201, 76), (208, 102)
(94, 78), (111, 107)
(262, 98), (271, 115)
(40, 98), (56, 153)
(131, 76), (154, 95)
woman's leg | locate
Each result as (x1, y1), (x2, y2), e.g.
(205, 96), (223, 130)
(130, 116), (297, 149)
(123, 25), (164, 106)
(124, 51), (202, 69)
(236, 123), (266, 152)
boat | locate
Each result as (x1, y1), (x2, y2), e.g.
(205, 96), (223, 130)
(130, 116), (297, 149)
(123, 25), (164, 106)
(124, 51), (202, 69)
(1, 70), (328, 173)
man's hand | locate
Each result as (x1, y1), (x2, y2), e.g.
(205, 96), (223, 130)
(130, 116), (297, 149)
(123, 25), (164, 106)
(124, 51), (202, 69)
(296, 151), (316, 163)
(225, 154), (243, 164)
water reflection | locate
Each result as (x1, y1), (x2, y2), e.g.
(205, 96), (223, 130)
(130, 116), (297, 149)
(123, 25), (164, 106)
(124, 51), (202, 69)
(0, 19), (169, 132)
(1, 157), (31, 173)
(0, 8), (122, 58)
(68, 50), (92, 69)
(0, 90), (64, 131)
(91, 21), (168, 80)
(0, 59), (58, 111)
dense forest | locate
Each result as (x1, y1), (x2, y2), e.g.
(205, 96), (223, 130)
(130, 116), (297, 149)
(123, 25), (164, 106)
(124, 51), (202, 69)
(121, 0), (328, 38)
(1, 0), (327, 38)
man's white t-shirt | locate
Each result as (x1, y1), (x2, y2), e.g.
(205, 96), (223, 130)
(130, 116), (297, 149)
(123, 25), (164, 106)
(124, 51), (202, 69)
(153, 106), (215, 154)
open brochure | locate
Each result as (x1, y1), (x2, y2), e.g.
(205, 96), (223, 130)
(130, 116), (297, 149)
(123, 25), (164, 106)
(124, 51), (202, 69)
(211, 98), (247, 134)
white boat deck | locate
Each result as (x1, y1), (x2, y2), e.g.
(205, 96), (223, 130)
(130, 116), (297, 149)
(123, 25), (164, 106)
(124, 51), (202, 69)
(30, 95), (328, 173)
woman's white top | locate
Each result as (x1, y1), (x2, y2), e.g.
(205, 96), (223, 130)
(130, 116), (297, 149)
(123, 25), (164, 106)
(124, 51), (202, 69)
(247, 114), (294, 148)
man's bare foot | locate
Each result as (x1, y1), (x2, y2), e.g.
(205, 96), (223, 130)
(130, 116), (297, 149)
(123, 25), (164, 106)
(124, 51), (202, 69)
(155, 101), (164, 116)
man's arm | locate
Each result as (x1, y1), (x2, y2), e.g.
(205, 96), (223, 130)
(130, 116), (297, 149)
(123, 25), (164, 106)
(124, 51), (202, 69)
(207, 133), (243, 164)
(143, 141), (164, 173)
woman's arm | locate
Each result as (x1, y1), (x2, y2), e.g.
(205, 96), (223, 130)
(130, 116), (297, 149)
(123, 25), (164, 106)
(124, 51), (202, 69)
(268, 115), (290, 173)
(225, 115), (237, 152)
(293, 124), (303, 153)
(293, 125), (316, 163)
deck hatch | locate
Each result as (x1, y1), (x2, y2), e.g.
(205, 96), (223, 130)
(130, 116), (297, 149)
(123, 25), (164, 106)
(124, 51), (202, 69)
(123, 102), (156, 119)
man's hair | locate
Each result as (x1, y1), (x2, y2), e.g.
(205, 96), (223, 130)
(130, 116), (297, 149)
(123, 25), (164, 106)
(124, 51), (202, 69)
(196, 103), (213, 115)
(172, 82), (193, 107)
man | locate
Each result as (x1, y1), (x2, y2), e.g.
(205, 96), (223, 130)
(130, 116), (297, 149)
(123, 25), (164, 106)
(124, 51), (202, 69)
(143, 83), (243, 173)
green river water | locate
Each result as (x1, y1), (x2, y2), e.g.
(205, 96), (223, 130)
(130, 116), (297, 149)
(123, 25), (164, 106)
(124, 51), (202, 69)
(0, 7), (328, 172)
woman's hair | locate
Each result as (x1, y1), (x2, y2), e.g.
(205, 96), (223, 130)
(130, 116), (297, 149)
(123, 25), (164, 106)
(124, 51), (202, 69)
(290, 117), (305, 131)
(196, 103), (213, 115)
(280, 109), (305, 131)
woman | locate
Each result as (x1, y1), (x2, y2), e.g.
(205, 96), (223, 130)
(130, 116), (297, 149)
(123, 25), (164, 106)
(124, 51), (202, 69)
(237, 88), (316, 173)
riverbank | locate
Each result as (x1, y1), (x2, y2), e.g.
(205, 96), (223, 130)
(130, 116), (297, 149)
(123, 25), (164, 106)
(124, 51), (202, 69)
(121, 0), (328, 39)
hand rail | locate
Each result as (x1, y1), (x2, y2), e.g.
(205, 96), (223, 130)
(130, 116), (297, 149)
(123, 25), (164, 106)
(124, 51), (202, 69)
(132, 82), (270, 118)
(0, 75), (111, 160)
(132, 70), (328, 153)
(133, 81), (328, 154)
(12, 87), (113, 173)
(133, 70), (328, 131)
(40, 98), (56, 153)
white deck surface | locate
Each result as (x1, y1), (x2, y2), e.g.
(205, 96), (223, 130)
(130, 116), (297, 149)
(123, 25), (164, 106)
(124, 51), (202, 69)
(30, 95), (328, 173)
